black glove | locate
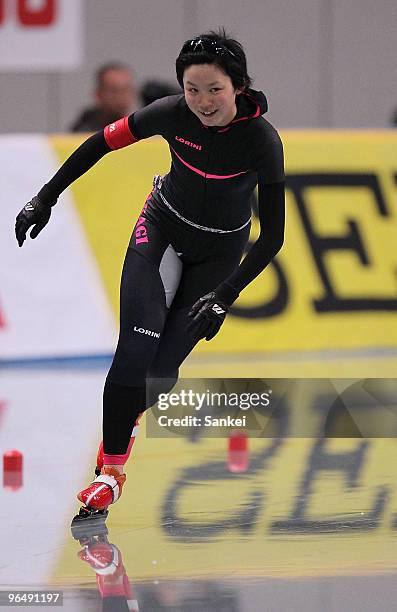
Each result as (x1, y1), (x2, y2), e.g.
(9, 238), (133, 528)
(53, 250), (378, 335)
(15, 195), (54, 247)
(187, 291), (229, 341)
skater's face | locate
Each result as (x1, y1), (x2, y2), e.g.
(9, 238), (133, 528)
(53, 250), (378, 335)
(183, 63), (242, 127)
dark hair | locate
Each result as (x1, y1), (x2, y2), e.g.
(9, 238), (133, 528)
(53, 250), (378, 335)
(95, 62), (130, 89)
(175, 27), (252, 91)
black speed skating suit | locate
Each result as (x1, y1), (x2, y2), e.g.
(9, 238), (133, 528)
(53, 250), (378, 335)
(38, 89), (285, 456)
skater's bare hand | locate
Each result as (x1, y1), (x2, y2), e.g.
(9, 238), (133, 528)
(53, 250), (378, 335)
(15, 195), (54, 247)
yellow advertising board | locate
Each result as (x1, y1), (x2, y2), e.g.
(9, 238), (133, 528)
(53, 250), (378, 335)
(52, 131), (397, 354)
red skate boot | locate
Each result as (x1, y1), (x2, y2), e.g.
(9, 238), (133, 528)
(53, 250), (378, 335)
(71, 467), (126, 533)
(77, 467), (126, 511)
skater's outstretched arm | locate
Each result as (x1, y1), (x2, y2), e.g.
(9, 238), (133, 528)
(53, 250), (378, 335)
(15, 131), (119, 247)
(15, 96), (175, 246)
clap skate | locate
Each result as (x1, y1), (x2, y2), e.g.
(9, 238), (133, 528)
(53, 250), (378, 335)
(71, 466), (126, 535)
(71, 427), (140, 535)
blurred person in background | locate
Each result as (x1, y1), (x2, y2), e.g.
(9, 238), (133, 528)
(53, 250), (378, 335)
(70, 62), (137, 132)
(140, 79), (181, 107)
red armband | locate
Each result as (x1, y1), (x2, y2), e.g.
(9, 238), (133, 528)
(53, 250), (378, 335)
(104, 117), (138, 150)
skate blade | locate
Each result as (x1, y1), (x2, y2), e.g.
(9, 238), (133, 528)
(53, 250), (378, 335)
(71, 506), (109, 540)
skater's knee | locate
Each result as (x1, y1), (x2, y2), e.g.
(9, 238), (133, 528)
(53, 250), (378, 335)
(146, 368), (179, 408)
(107, 351), (148, 387)
(109, 326), (165, 387)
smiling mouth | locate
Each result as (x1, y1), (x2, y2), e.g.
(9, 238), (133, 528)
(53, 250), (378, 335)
(200, 110), (217, 117)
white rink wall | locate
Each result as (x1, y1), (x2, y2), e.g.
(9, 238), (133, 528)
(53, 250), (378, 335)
(0, 135), (116, 362)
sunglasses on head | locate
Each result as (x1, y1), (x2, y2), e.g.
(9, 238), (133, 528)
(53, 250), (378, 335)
(180, 37), (236, 59)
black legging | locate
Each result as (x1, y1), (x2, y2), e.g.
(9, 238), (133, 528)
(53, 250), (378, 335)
(103, 199), (250, 455)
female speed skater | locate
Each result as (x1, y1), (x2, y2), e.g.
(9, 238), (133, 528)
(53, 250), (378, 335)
(15, 28), (285, 525)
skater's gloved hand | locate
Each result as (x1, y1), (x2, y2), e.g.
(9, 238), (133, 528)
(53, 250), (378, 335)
(187, 291), (229, 341)
(15, 195), (56, 247)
